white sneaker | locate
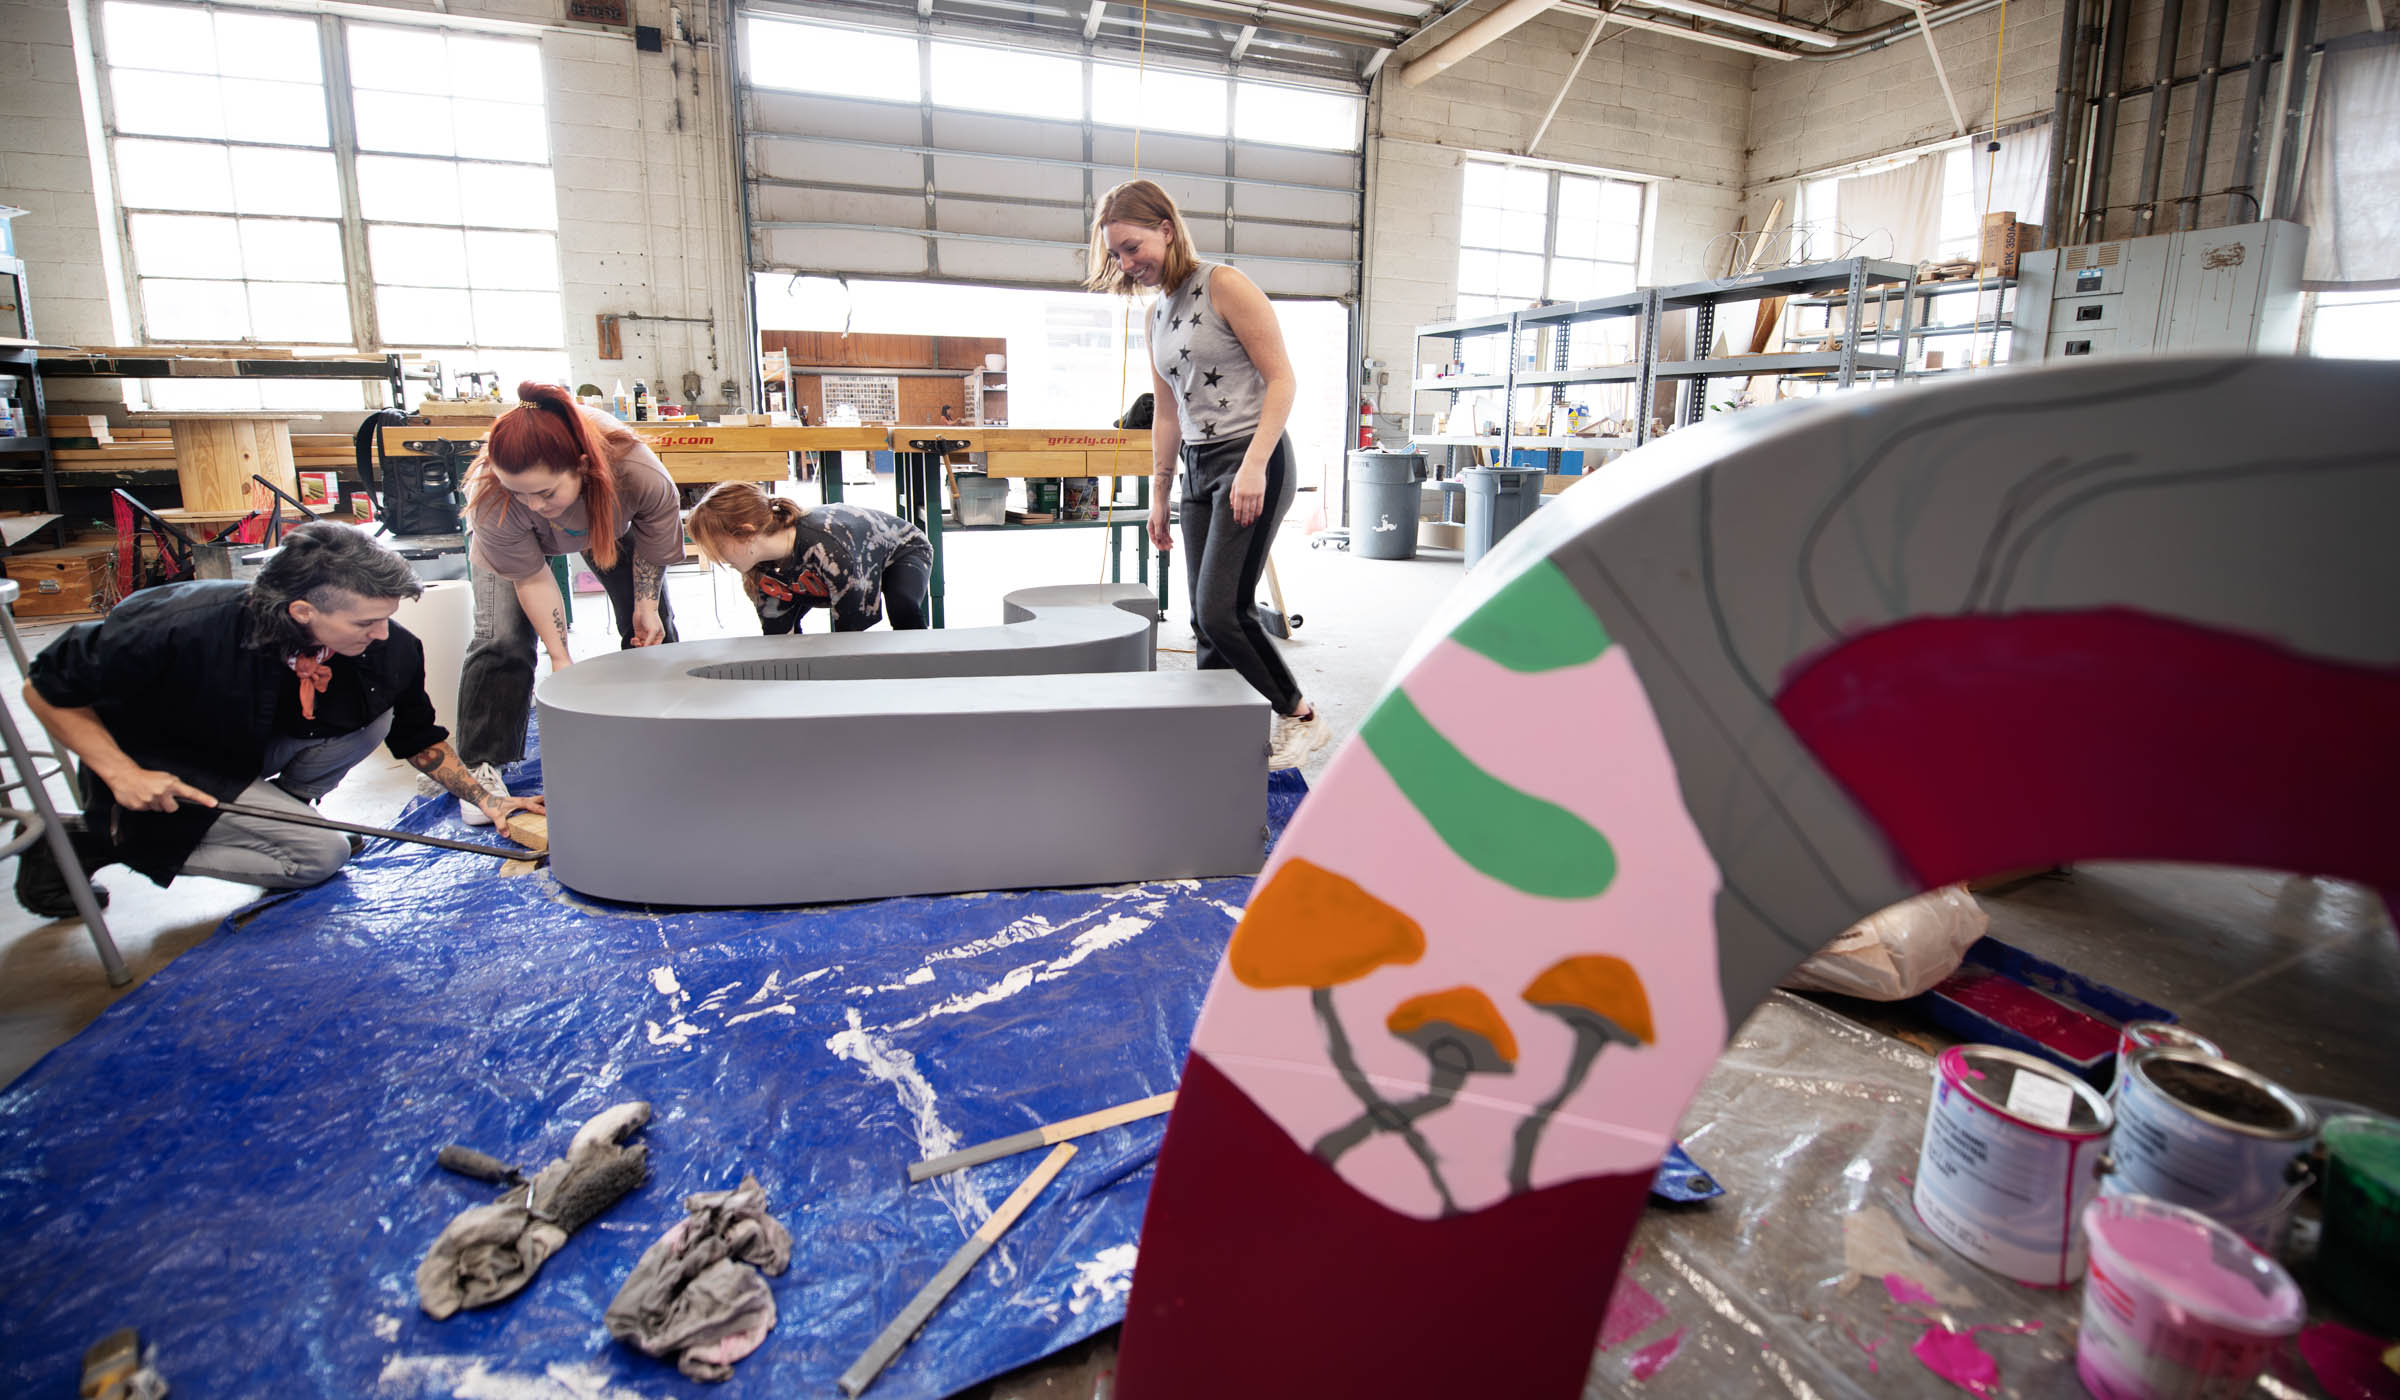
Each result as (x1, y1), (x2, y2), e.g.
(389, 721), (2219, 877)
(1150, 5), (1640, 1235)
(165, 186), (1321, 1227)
(459, 762), (507, 826)
(1267, 710), (1331, 770)
(413, 770), (446, 800)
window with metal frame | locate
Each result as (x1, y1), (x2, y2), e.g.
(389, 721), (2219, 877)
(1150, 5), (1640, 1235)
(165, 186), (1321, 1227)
(95, 1), (568, 408)
(1454, 158), (1645, 320)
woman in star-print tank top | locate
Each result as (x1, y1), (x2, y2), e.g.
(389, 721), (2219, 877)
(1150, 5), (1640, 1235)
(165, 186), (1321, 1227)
(1088, 178), (1332, 771)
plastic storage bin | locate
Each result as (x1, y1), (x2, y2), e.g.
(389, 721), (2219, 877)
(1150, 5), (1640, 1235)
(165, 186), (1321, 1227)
(953, 473), (1007, 526)
(1347, 451), (1427, 560)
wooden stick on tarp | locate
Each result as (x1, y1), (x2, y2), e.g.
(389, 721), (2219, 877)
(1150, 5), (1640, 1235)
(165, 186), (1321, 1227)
(905, 1091), (1176, 1183)
(838, 1143), (1078, 1398)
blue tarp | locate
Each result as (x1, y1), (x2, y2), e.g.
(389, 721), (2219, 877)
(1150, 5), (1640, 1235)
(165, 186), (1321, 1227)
(0, 739), (1305, 1398)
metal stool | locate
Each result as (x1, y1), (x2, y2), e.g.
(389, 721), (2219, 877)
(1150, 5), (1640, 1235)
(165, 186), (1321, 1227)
(0, 578), (127, 986)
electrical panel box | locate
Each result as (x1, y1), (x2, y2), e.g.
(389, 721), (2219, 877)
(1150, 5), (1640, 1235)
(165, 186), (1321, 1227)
(2012, 220), (2305, 363)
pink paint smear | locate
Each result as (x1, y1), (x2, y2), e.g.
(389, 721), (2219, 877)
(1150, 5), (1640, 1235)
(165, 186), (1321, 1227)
(1913, 1323), (1999, 1396)
(1840, 1324), (1886, 1374)
(2298, 1323), (2400, 1400)
(1884, 1273), (1942, 1308)
(1628, 1328), (1684, 1381)
(1600, 1270), (1669, 1351)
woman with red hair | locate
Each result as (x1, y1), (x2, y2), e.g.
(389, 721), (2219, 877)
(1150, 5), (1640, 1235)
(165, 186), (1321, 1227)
(449, 382), (684, 823)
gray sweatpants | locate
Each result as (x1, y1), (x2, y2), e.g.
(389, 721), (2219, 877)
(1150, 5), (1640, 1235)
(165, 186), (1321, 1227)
(179, 712), (391, 889)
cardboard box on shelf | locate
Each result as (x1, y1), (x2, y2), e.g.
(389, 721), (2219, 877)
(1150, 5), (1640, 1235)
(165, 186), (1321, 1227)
(1979, 213), (2041, 279)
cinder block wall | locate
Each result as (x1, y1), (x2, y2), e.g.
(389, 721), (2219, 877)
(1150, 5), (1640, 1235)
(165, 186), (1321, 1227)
(0, 0), (748, 410)
(1359, 14), (1750, 425)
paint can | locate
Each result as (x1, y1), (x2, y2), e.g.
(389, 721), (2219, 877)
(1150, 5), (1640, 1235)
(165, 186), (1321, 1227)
(2111, 1022), (2221, 1097)
(1915, 1045), (2114, 1286)
(2075, 1193), (2304, 1400)
(2105, 1048), (2316, 1250)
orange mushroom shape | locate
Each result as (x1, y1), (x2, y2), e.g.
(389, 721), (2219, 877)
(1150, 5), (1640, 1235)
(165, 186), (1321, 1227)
(1506, 955), (1655, 1195)
(1313, 987), (1518, 1175)
(1226, 858), (1453, 1203)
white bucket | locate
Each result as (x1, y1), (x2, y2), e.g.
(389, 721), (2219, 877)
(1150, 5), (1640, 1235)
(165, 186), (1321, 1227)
(391, 578), (471, 739)
(1915, 1045), (2114, 1286)
(2104, 1048), (2316, 1250)
(2076, 1193), (2303, 1400)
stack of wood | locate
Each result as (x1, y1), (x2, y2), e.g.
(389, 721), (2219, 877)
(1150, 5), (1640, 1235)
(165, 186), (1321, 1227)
(46, 414), (113, 446)
(50, 427), (358, 493)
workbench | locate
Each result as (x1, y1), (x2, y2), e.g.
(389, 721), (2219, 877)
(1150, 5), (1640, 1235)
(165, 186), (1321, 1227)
(870, 427), (1163, 629)
(385, 423), (1171, 631)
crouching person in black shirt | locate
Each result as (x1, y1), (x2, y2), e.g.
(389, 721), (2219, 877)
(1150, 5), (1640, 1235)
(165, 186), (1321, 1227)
(14, 522), (545, 917)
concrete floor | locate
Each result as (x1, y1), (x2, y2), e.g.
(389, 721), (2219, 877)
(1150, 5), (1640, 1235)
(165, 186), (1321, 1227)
(2, 485), (2393, 1396)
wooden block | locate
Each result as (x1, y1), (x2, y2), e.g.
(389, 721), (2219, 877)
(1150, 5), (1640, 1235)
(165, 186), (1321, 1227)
(4, 544), (119, 617)
(500, 812), (549, 854)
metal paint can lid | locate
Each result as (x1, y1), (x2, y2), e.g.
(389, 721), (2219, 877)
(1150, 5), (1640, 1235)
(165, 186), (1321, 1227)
(1942, 1044), (2114, 1137)
(2118, 1020), (2222, 1060)
(2125, 1048), (2317, 1142)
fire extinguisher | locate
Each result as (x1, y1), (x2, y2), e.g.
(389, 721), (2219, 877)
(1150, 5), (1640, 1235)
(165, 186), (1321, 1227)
(1357, 396), (1376, 449)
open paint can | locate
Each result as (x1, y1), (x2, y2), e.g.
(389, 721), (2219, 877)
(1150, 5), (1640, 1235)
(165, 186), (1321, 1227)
(2105, 1048), (2316, 1250)
(2076, 1193), (2303, 1400)
(1916, 1045), (2114, 1286)
(2111, 1022), (2221, 1097)
(2315, 1113), (2400, 1334)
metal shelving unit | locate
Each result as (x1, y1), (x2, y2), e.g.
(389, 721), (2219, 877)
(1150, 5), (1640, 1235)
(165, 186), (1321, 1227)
(1654, 258), (1917, 426)
(1508, 290), (1656, 472)
(1409, 311), (1515, 478)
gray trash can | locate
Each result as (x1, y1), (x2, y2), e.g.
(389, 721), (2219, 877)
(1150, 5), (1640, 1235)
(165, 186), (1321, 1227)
(1347, 450), (1427, 560)
(1463, 466), (1544, 568)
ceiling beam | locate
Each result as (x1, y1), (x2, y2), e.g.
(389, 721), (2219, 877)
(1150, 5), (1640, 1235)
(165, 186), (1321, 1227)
(1400, 0), (1557, 84)
(1085, 0), (1107, 38)
(1362, 46), (1392, 76)
(1232, 22), (1260, 58)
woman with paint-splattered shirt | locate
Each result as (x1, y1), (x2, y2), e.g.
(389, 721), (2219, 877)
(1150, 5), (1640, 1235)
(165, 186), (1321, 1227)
(686, 482), (932, 634)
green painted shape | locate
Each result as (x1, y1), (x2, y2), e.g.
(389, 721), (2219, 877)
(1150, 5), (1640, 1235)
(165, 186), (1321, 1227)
(1451, 562), (1612, 673)
(1359, 689), (1616, 900)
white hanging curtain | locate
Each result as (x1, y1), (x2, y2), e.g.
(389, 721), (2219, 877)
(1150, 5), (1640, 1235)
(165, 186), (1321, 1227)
(1971, 121), (2053, 228)
(1835, 155), (1946, 264)
(2296, 33), (2400, 290)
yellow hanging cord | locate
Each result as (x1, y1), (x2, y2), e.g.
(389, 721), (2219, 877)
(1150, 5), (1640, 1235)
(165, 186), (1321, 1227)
(1100, 0), (1151, 580)
(1968, 0), (2009, 370)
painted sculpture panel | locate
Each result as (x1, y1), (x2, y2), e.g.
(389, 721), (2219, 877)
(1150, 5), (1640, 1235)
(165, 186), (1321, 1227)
(1119, 357), (2400, 1398)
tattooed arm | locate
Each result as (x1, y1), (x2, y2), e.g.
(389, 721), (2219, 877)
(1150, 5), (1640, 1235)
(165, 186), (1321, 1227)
(408, 740), (545, 824)
(629, 558), (666, 647)
(512, 568), (575, 670)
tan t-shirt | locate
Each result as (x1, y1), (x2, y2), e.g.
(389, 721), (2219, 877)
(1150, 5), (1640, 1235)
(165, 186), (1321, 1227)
(469, 439), (683, 580)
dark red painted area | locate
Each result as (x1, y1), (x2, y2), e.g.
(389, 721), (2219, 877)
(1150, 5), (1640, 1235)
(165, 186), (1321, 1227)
(1933, 965), (2120, 1064)
(1775, 609), (2400, 897)
(1116, 1053), (1653, 1399)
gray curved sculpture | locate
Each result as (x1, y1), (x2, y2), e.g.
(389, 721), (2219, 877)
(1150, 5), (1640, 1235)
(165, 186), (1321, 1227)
(537, 582), (1267, 906)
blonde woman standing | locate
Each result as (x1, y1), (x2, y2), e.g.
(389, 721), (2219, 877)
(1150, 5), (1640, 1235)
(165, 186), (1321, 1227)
(1088, 178), (1329, 769)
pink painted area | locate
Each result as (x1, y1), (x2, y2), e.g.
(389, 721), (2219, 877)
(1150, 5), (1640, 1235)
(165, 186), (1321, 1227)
(1883, 1273), (1940, 1308)
(1912, 1322), (2000, 1396)
(2298, 1322), (2400, 1400)
(1600, 1269), (1669, 1350)
(1840, 1325), (1886, 1374)
(1776, 610), (2400, 898)
(1932, 966), (2118, 1065)
(1192, 643), (1728, 1216)
(2086, 1196), (2304, 1329)
(1627, 1328), (1684, 1381)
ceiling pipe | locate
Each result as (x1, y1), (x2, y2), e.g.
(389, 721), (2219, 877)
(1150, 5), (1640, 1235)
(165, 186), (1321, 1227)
(1135, 0), (1402, 47)
(1619, 0), (1839, 45)
(2174, 0), (2230, 228)
(2131, 0), (2186, 232)
(1401, 0), (1559, 84)
(1548, 0), (1803, 58)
